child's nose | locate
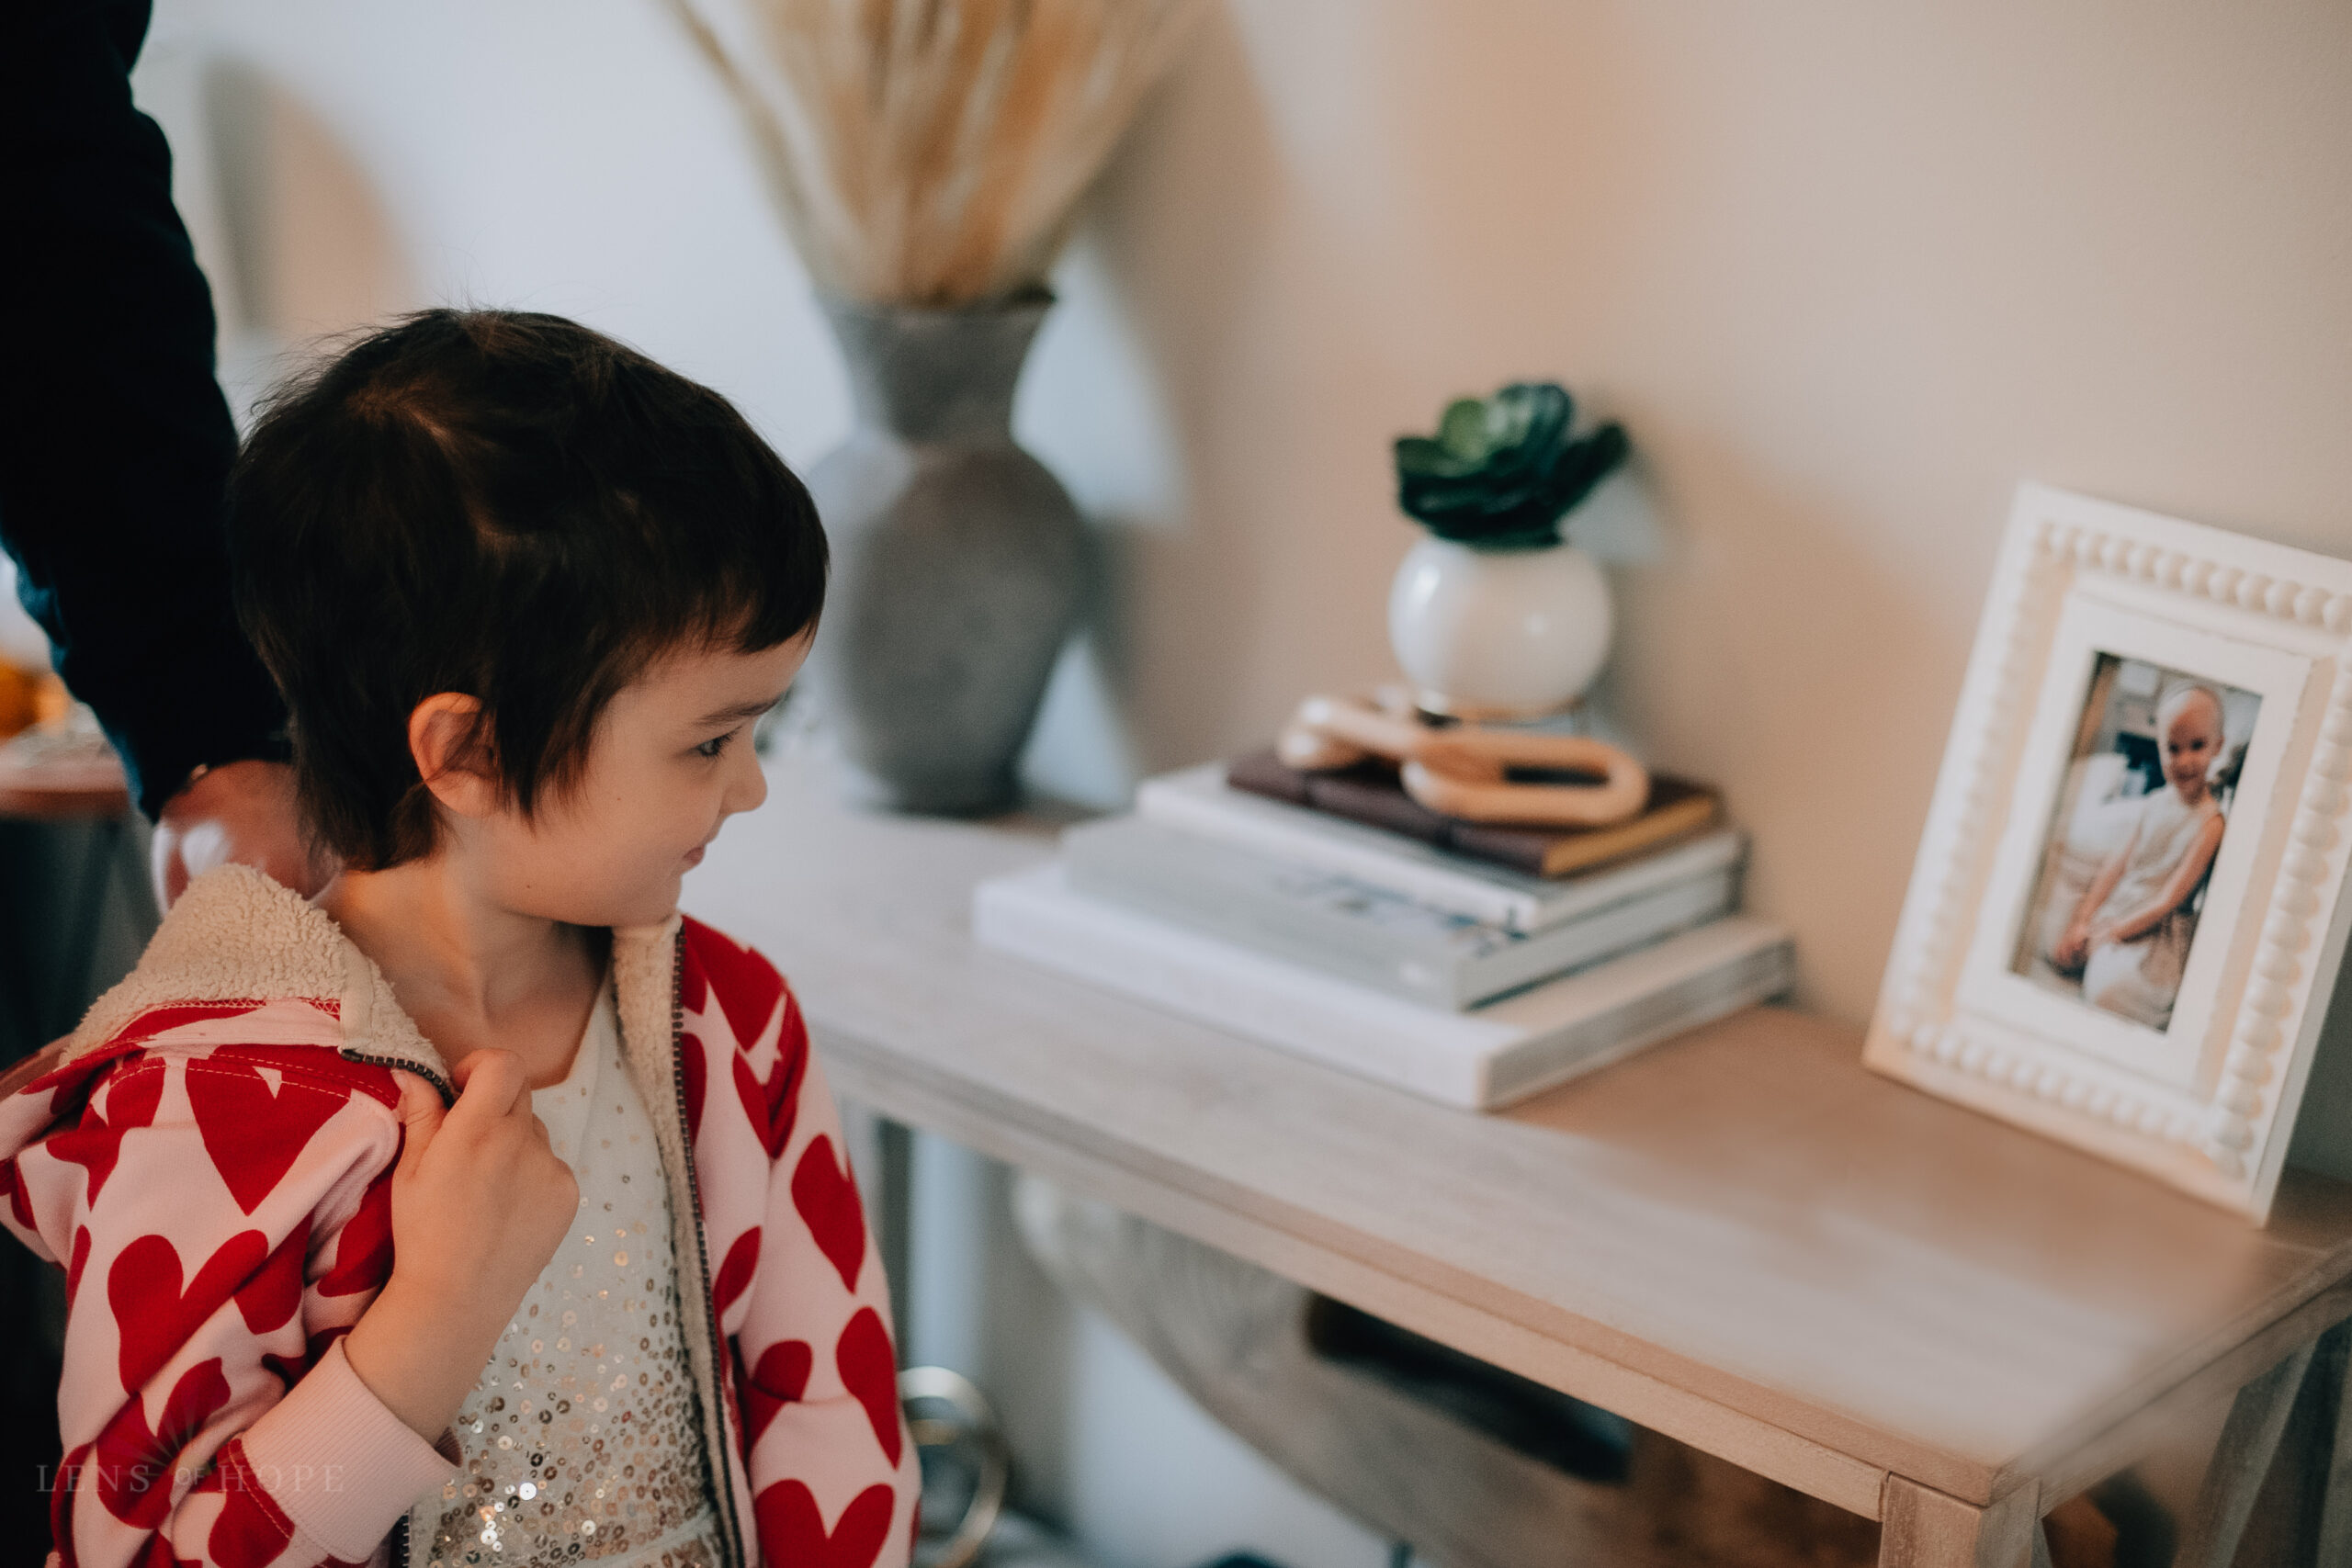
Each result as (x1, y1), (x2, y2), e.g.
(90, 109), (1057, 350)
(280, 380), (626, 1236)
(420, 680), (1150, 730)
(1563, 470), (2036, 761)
(725, 749), (769, 815)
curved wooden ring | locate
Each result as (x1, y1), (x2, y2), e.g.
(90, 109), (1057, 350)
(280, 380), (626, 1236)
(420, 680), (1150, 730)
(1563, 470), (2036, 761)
(1403, 733), (1650, 826)
(1275, 693), (1651, 826)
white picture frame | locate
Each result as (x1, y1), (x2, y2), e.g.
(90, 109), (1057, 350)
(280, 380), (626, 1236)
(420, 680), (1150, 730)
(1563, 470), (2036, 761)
(1865, 482), (2352, 1221)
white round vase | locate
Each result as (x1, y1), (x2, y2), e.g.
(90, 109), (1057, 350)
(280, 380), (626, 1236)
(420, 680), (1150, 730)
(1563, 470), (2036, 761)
(1386, 536), (1612, 718)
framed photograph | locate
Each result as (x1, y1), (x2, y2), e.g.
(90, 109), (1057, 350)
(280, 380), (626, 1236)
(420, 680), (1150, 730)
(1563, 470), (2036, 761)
(1865, 482), (2352, 1220)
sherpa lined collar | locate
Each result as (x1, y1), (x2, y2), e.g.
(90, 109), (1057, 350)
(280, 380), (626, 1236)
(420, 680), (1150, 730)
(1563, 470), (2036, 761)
(62, 864), (682, 1105)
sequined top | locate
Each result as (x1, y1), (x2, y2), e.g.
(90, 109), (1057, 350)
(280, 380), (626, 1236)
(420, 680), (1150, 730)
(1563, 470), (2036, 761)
(423, 983), (726, 1567)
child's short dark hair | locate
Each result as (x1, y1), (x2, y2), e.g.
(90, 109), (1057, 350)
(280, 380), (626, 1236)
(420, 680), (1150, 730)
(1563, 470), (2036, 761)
(228, 309), (826, 871)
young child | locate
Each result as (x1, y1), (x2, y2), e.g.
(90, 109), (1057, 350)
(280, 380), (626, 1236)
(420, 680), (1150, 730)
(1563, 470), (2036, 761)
(2051, 682), (2231, 1030)
(0, 311), (919, 1568)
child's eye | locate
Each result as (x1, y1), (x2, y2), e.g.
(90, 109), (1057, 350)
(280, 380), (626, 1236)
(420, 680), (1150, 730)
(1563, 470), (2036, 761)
(695, 730), (738, 760)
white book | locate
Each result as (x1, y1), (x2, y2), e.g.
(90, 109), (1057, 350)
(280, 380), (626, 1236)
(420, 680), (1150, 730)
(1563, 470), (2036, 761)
(974, 863), (1795, 1111)
(1135, 763), (1680, 933)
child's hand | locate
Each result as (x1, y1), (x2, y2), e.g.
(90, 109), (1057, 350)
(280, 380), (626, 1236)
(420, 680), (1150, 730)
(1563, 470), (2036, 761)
(389, 1049), (581, 1314)
(344, 1051), (580, 1443)
(2052, 922), (2090, 971)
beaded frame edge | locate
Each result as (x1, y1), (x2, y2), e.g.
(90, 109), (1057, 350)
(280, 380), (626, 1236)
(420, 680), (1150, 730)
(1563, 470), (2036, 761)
(1861, 481), (2352, 1222)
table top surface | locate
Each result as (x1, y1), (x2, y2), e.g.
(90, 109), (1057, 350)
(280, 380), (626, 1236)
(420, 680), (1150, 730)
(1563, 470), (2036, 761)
(684, 754), (2352, 1512)
(0, 737), (130, 821)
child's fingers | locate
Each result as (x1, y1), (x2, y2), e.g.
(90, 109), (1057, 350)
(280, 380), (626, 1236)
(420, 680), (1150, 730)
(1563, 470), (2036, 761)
(447, 1049), (532, 1122)
(391, 1071), (447, 1175)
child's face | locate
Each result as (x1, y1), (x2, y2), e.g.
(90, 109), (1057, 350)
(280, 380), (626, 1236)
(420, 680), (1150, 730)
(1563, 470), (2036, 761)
(463, 633), (811, 929)
(2161, 691), (2224, 799)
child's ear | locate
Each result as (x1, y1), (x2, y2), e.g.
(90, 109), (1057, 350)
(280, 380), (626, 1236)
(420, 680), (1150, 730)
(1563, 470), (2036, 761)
(409, 694), (500, 817)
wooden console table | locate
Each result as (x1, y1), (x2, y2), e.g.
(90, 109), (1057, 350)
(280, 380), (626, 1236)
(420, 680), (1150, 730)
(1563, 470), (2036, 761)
(686, 757), (2352, 1566)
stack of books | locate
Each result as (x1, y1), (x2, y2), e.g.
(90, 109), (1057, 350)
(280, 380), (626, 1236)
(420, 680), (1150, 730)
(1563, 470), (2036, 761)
(975, 752), (1794, 1111)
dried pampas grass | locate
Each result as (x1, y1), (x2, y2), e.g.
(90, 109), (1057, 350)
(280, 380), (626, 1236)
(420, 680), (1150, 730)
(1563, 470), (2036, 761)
(665, 0), (1204, 307)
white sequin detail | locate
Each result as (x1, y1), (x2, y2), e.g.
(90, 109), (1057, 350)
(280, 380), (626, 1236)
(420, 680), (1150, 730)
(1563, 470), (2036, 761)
(424, 981), (724, 1567)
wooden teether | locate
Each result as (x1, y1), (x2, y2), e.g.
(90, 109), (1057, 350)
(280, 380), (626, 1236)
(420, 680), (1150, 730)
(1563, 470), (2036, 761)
(1275, 693), (1649, 827)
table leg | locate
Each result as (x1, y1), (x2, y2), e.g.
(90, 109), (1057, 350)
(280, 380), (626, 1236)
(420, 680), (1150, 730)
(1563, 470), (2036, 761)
(1878, 1475), (2040, 1568)
(2319, 1322), (2352, 1563)
(874, 1115), (914, 1343)
(2175, 1333), (2323, 1568)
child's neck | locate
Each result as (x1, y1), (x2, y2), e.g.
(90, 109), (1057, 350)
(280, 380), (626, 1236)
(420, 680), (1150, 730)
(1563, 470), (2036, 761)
(317, 853), (607, 1091)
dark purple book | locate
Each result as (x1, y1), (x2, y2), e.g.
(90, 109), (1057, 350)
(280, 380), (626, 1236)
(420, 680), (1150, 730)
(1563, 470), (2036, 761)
(1224, 750), (1719, 878)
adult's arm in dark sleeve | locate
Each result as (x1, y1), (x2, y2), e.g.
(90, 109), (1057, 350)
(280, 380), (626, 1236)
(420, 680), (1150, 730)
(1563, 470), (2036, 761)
(0, 0), (288, 819)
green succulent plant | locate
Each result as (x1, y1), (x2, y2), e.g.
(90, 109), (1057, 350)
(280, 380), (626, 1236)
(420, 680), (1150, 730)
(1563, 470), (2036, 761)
(1393, 382), (1629, 549)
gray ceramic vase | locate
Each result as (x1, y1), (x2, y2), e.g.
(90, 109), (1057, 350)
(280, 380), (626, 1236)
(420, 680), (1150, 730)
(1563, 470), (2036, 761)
(803, 291), (1086, 815)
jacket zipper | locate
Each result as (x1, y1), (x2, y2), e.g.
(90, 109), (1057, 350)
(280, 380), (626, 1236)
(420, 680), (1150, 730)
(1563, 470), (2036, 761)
(337, 1050), (456, 1110)
(669, 923), (751, 1568)
(337, 1049), (453, 1568)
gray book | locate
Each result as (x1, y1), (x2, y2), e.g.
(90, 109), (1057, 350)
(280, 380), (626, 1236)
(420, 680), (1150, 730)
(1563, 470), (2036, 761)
(976, 864), (1794, 1111)
(1061, 817), (1746, 1010)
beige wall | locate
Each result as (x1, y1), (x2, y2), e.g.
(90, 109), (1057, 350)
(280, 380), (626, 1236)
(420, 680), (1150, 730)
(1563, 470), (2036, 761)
(1073, 0), (2352, 1023)
(146, 0), (2352, 1024)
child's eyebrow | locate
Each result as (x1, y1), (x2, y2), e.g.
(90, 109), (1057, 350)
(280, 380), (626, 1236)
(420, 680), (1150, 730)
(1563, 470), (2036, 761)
(695, 693), (786, 727)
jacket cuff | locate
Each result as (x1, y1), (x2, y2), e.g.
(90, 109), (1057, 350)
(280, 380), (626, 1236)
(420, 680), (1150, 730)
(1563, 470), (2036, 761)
(233, 1336), (460, 1560)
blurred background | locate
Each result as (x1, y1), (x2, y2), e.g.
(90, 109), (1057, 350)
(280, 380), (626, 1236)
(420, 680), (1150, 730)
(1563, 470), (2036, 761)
(5, 2), (2346, 1562)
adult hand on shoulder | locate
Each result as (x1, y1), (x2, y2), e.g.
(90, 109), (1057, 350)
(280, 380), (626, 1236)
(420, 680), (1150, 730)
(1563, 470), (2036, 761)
(345, 1053), (581, 1443)
(151, 758), (330, 908)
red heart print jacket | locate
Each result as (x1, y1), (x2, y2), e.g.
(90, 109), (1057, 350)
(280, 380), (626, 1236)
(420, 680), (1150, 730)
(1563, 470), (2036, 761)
(0, 864), (919, 1568)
